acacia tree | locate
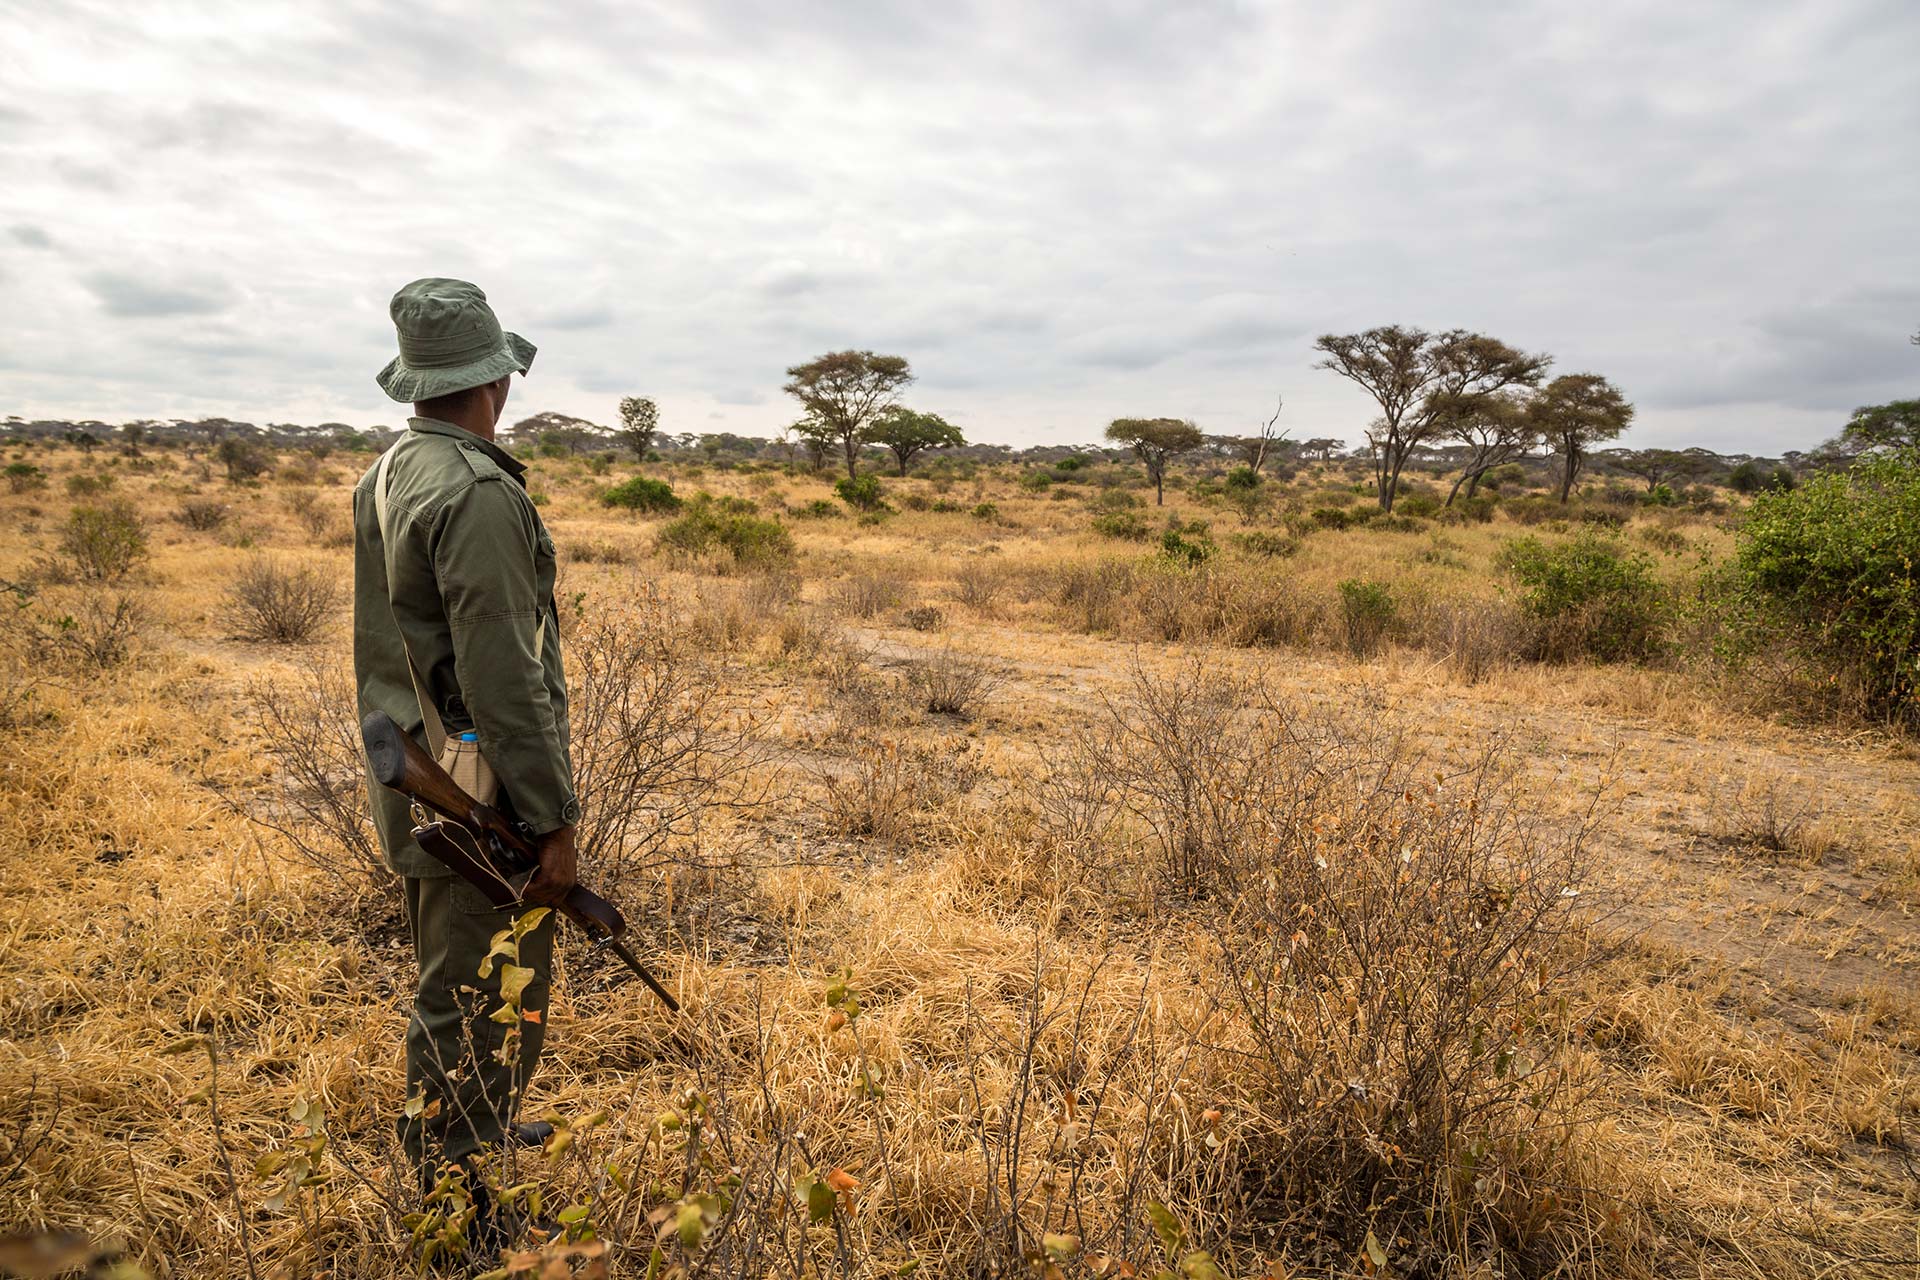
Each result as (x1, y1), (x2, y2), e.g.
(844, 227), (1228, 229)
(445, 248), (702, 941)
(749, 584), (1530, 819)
(1611, 446), (1714, 493)
(1441, 392), (1538, 505)
(861, 406), (963, 476)
(1314, 326), (1550, 512)
(1105, 417), (1206, 505)
(1532, 373), (1635, 502)
(617, 396), (659, 461)
(785, 417), (836, 472)
(782, 350), (914, 478)
(1300, 437), (1343, 462)
(1834, 400), (1920, 456)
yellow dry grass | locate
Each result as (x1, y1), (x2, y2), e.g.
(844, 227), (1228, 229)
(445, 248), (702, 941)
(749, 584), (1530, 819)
(1, 442), (1915, 1278)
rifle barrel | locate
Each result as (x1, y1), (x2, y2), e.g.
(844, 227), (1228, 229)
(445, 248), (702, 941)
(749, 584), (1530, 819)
(606, 937), (681, 1013)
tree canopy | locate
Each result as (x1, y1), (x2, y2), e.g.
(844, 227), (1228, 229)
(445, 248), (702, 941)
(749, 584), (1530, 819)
(783, 350), (914, 478)
(1315, 326), (1550, 512)
(1835, 400), (1920, 456)
(1530, 373), (1635, 502)
(617, 396), (659, 461)
(861, 406), (964, 475)
(1105, 417), (1205, 505)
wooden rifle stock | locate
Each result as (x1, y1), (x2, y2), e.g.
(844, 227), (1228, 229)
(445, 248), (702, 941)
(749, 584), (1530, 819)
(361, 710), (680, 1013)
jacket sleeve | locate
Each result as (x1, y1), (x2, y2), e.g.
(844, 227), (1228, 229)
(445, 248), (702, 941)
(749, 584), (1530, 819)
(430, 477), (577, 835)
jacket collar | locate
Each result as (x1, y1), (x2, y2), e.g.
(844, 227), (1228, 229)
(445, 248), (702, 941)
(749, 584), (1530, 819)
(407, 416), (528, 481)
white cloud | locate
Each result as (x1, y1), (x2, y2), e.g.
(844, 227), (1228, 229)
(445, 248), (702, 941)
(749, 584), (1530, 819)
(0, 0), (1915, 451)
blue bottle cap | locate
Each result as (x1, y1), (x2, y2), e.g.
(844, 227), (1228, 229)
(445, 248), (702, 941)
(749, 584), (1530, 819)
(457, 731), (478, 742)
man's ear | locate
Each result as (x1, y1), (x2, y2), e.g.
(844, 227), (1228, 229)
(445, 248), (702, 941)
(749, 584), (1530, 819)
(490, 375), (512, 424)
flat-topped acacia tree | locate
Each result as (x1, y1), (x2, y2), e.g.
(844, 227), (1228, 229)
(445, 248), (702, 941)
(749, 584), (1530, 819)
(783, 350), (914, 478)
(1106, 417), (1206, 505)
(861, 406), (964, 476)
(1315, 326), (1550, 512)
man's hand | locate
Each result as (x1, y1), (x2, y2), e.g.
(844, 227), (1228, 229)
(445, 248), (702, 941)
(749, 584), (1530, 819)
(525, 823), (578, 905)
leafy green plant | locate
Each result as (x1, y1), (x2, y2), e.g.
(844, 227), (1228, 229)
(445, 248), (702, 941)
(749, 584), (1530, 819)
(600, 474), (681, 513)
(1337, 578), (1395, 656)
(1726, 449), (1920, 720)
(4, 461), (45, 493)
(60, 500), (148, 582)
(835, 473), (889, 512)
(657, 494), (795, 568)
(970, 501), (999, 521)
(1092, 510), (1151, 541)
(1159, 524), (1215, 566)
(1502, 531), (1666, 662)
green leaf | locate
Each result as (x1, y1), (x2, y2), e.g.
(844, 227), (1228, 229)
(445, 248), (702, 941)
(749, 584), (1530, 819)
(1147, 1201), (1184, 1258)
(1180, 1251), (1224, 1280)
(499, 963), (536, 1007)
(806, 1177), (835, 1223)
(558, 1203), (590, 1225)
(513, 906), (551, 938)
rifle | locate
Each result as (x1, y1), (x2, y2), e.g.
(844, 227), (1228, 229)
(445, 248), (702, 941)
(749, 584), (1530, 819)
(361, 710), (680, 1013)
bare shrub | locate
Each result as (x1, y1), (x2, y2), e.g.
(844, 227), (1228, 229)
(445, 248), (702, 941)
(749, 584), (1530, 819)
(899, 642), (1005, 718)
(59, 501), (148, 583)
(566, 538), (632, 565)
(1711, 770), (1827, 861)
(1436, 598), (1530, 685)
(1078, 659), (1365, 898)
(566, 593), (780, 885)
(812, 734), (923, 841)
(1209, 732), (1606, 1267)
(951, 563), (1007, 613)
(1051, 560), (1138, 633)
(835, 573), (904, 619)
(14, 586), (145, 669)
(1216, 571), (1319, 650)
(176, 499), (229, 531)
(242, 664), (390, 894)
(901, 604), (944, 632)
(811, 731), (979, 840)
(220, 556), (342, 643)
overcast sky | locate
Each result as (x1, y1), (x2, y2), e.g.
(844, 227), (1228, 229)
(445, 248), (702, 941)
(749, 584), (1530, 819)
(3, 0), (1915, 453)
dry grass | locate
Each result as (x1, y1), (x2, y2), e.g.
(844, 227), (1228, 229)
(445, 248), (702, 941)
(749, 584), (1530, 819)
(1, 442), (1915, 1279)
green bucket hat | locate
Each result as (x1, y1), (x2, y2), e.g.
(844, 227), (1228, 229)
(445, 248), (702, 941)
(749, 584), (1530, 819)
(376, 277), (536, 402)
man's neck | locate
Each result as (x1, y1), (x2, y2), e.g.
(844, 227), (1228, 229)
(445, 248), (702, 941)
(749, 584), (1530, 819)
(416, 405), (495, 442)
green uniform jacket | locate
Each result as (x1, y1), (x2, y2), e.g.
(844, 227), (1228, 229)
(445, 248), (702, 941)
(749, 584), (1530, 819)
(352, 416), (577, 877)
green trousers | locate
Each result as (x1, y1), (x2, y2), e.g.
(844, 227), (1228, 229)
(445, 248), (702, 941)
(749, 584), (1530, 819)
(396, 874), (556, 1181)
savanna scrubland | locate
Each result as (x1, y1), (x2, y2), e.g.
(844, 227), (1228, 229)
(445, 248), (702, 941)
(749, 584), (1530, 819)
(2, 435), (1917, 1279)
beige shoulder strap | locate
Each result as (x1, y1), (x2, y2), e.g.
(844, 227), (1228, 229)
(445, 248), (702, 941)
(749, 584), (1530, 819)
(373, 442), (547, 762)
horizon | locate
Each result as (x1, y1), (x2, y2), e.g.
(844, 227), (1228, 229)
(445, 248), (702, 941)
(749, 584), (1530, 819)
(3, 2), (1916, 454)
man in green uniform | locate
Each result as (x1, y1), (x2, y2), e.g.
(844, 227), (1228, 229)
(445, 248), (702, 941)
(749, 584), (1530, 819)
(352, 278), (579, 1197)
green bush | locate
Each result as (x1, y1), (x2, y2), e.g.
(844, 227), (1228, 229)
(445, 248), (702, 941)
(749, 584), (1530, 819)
(1729, 460), (1796, 495)
(5, 462), (45, 493)
(1092, 511), (1151, 541)
(1159, 525), (1216, 566)
(61, 501), (149, 582)
(1502, 532), (1665, 662)
(66, 472), (115, 497)
(656, 494), (794, 568)
(1337, 579), (1395, 657)
(790, 498), (842, 520)
(1397, 492), (1442, 519)
(600, 475), (681, 513)
(1055, 456), (1084, 472)
(1643, 483), (1676, 507)
(970, 502), (999, 521)
(1727, 450), (1920, 720)
(1224, 466), (1260, 492)
(836, 474), (888, 512)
